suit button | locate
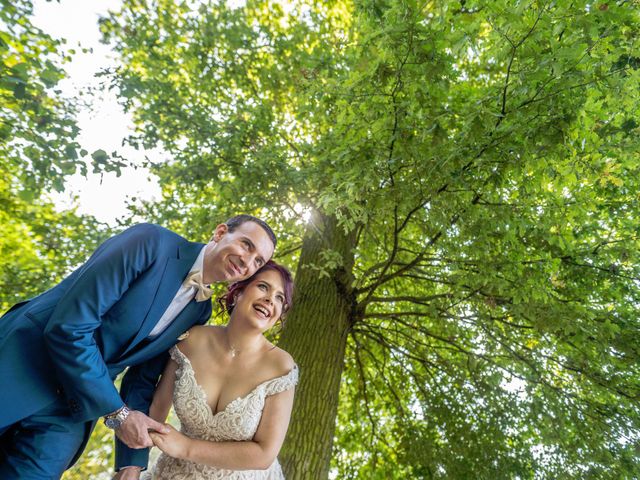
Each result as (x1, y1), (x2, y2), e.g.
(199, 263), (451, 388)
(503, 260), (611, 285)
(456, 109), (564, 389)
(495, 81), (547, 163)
(68, 399), (81, 412)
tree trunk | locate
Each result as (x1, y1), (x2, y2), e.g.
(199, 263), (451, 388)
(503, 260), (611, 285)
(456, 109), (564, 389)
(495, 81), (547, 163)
(278, 211), (356, 479)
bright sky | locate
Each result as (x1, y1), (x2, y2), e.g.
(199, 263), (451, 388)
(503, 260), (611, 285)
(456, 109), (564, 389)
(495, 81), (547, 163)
(32, 0), (162, 226)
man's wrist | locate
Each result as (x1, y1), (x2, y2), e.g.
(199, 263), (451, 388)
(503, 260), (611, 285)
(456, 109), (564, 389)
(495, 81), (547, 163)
(104, 405), (131, 430)
(105, 405), (126, 417)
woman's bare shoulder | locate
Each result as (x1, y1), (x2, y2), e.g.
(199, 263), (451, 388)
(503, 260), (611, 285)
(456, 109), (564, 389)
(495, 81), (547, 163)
(178, 324), (223, 355)
(265, 345), (295, 375)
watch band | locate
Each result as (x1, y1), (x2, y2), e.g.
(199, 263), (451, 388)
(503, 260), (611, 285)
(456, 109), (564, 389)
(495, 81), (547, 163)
(103, 405), (131, 430)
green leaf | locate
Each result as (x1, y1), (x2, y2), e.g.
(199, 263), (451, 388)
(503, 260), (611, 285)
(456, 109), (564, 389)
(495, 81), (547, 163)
(13, 82), (26, 99)
(91, 149), (109, 163)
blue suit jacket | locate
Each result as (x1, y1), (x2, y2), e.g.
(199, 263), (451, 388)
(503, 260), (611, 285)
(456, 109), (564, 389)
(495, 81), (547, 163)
(0, 223), (212, 468)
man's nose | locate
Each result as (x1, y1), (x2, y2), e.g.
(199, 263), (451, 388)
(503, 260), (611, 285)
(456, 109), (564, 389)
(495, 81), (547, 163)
(244, 253), (260, 271)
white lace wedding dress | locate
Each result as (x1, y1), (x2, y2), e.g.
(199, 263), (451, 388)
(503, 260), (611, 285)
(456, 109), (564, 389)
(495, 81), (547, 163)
(142, 345), (298, 480)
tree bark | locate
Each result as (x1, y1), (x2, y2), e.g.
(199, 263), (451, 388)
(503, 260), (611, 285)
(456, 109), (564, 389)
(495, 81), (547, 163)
(278, 211), (356, 479)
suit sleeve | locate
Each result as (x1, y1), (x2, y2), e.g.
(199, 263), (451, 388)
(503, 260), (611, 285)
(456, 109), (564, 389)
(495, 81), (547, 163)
(43, 223), (163, 422)
(114, 310), (211, 470)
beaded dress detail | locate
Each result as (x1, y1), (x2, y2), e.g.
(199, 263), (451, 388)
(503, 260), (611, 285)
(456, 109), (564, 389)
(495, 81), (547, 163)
(143, 345), (298, 479)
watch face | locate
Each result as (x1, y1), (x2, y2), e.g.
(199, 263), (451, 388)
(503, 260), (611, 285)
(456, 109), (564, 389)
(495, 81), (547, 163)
(105, 417), (119, 429)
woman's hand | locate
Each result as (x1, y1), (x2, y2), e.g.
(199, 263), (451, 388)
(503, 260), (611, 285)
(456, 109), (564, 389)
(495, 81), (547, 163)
(149, 424), (191, 460)
(112, 466), (142, 480)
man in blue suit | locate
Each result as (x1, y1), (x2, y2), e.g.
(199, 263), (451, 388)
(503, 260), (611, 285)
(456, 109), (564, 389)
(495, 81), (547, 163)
(0, 214), (277, 479)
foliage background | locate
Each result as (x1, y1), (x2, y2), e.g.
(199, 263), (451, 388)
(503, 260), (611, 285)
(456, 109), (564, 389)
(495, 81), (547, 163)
(1, 0), (638, 479)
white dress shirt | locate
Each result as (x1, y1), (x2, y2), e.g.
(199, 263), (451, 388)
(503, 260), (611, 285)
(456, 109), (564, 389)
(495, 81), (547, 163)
(147, 245), (208, 338)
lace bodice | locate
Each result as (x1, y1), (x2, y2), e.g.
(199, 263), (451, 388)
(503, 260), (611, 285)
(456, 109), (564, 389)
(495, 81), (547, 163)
(145, 345), (298, 479)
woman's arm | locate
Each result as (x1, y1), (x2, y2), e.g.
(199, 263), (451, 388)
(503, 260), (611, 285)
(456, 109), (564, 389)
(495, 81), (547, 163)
(150, 385), (296, 470)
(148, 357), (178, 423)
(149, 326), (203, 422)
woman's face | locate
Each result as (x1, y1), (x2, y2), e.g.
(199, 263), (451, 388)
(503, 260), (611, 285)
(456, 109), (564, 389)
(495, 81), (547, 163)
(233, 269), (286, 332)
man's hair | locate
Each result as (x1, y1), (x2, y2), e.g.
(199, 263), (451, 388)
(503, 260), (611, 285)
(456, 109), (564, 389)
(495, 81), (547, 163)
(225, 214), (277, 248)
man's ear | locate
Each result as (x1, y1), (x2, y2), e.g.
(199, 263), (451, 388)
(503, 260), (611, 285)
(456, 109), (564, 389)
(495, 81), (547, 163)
(210, 223), (229, 242)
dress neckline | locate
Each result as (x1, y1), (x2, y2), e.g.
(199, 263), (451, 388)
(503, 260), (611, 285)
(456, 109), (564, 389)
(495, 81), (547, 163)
(172, 345), (297, 418)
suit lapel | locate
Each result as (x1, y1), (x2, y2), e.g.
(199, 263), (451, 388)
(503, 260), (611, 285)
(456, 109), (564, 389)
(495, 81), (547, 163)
(121, 241), (205, 357)
(159, 300), (210, 346)
(119, 299), (211, 366)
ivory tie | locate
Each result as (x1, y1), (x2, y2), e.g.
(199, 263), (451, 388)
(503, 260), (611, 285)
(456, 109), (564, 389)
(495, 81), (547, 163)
(183, 270), (213, 302)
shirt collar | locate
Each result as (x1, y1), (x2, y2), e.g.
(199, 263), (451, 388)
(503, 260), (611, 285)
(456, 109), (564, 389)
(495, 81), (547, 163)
(190, 245), (208, 277)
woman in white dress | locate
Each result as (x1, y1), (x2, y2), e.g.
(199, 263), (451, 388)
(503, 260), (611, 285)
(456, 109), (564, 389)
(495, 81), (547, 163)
(115, 261), (298, 480)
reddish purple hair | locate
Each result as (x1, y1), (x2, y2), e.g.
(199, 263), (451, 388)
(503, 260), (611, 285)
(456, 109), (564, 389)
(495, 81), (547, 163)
(218, 260), (294, 318)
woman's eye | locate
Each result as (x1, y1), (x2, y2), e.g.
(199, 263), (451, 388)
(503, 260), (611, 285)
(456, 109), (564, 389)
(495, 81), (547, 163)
(276, 295), (284, 303)
(258, 284), (267, 290)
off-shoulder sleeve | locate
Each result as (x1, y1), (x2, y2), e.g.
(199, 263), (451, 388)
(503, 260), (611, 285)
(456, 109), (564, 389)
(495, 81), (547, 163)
(169, 345), (187, 366)
(264, 364), (299, 397)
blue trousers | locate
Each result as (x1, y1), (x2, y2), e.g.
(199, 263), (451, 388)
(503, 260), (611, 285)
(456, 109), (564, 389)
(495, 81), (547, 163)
(0, 398), (95, 479)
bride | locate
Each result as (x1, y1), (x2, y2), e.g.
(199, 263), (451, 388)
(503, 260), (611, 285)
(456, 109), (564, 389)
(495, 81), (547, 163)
(115, 261), (297, 480)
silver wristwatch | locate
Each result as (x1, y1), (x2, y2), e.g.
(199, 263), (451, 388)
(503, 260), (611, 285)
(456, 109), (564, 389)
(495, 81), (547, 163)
(104, 405), (131, 430)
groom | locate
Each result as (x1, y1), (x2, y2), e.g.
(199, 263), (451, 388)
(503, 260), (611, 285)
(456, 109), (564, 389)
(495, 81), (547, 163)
(0, 215), (276, 479)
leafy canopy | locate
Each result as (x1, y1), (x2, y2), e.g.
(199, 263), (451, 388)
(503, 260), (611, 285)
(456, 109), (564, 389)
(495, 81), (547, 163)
(101, 0), (640, 477)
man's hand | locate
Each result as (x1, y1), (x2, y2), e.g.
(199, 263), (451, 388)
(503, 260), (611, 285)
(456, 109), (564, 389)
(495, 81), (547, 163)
(115, 410), (170, 448)
(112, 466), (142, 480)
(149, 424), (191, 460)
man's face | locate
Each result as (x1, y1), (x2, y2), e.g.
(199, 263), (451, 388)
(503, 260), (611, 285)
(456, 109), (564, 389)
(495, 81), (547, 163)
(204, 221), (275, 283)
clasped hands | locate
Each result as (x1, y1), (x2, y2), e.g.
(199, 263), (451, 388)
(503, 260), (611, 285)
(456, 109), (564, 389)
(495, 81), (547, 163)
(117, 411), (188, 457)
(112, 411), (191, 480)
